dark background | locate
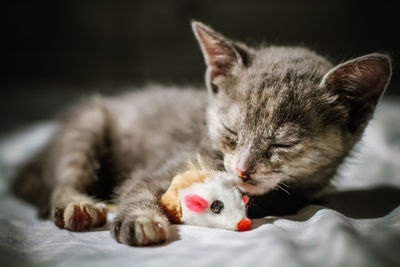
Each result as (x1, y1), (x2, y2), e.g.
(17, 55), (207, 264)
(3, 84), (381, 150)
(1, 0), (399, 134)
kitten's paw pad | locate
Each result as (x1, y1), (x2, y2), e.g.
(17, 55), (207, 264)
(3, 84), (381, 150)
(111, 214), (169, 246)
(54, 202), (107, 231)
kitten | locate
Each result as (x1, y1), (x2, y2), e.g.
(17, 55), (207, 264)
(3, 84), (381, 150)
(12, 21), (391, 246)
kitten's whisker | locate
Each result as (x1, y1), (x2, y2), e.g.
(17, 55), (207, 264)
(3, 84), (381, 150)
(280, 182), (289, 189)
(276, 184), (291, 196)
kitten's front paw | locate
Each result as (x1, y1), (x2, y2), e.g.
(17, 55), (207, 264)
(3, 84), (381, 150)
(54, 202), (107, 231)
(111, 212), (169, 246)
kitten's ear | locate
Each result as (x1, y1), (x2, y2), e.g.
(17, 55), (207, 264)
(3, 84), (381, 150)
(192, 21), (250, 93)
(321, 53), (392, 132)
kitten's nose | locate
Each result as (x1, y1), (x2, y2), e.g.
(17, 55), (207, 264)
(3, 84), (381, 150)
(235, 167), (254, 180)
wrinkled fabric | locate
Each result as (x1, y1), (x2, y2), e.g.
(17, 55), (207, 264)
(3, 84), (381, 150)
(0, 100), (399, 267)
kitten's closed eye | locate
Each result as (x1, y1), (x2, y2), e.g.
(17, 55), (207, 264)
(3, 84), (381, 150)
(263, 141), (300, 158)
(222, 125), (237, 151)
(271, 141), (300, 149)
(223, 125), (237, 136)
(224, 135), (237, 150)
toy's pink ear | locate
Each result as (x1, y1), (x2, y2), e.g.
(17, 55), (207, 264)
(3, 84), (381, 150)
(242, 195), (249, 205)
(184, 194), (209, 212)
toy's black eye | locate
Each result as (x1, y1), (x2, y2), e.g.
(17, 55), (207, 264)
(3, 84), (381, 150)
(211, 200), (224, 214)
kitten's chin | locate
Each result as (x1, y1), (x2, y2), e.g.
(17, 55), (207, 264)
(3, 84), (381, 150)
(237, 182), (270, 195)
(237, 176), (282, 195)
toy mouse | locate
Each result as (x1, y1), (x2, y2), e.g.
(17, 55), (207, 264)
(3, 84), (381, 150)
(160, 158), (251, 231)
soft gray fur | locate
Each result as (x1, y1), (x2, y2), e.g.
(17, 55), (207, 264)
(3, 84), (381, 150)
(12, 21), (391, 246)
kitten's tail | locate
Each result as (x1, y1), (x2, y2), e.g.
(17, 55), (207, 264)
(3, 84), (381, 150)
(11, 150), (51, 218)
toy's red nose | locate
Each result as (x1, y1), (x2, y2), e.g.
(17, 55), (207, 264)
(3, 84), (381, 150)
(237, 218), (251, 231)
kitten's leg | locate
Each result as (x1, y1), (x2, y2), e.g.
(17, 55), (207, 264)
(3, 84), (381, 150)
(111, 177), (170, 246)
(48, 100), (109, 231)
(110, 155), (189, 246)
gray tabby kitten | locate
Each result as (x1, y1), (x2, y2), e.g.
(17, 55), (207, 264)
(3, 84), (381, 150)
(13, 21), (391, 246)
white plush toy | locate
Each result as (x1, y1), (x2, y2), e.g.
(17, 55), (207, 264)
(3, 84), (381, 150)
(160, 159), (251, 231)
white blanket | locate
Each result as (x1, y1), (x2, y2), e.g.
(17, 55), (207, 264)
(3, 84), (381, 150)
(1, 100), (399, 267)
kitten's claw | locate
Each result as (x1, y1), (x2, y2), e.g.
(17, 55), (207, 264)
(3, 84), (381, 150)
(53, 202), (107, 231)
(111, 213), (169, 246)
